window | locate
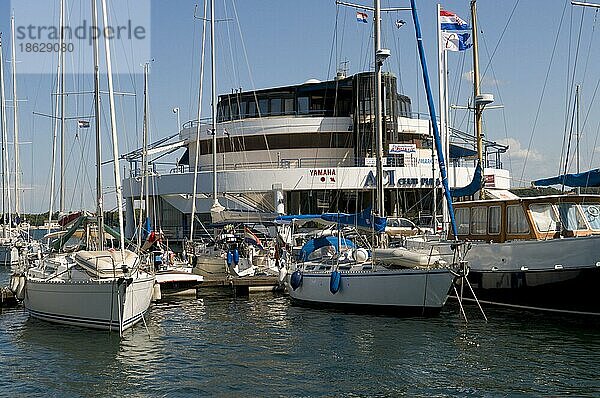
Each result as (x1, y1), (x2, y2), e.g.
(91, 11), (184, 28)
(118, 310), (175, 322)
(488, 206), (501, 235)
(529, 203), (558, 232)
(248, 101), (257, 117)
(507, 205), (529, 234)
(470, 207), (487, 235)
(557, 203), (587, 231)
(284, 98), (295, 114)
(581, 204), (600, 231)
(298, 97), (309, 114)
(258, 98), (269, 116)
(455, 208), (470, 235)
(270, 98), (282, 115)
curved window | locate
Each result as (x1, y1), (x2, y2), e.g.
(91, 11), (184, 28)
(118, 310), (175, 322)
(557, 203), (587, 231)
(581, 204), (600, 231)
(529, 203), (558, 232)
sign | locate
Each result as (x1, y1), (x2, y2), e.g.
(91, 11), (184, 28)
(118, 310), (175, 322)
(365, 157), (388, 166)
(389, 143), (416, 154)
(484, 174), (495, 188)
(309, 168), (336, 183)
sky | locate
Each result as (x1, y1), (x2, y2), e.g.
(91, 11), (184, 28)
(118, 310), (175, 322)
(0, 0), (599, 213)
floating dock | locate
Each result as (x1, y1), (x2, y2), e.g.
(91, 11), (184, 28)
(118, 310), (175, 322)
(200, 276), (283, 295)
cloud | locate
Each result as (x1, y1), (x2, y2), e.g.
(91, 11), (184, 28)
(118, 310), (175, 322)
(497, 137), (543, 161)
(462, 70), (502, 87)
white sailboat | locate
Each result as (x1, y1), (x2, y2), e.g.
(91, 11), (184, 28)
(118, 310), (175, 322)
(22, 0), (154, 335)
(283, 0), (459, 315)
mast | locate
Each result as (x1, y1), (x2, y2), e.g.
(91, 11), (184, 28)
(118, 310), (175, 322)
(100, 0), (126, 259)
(91, 0), (104, 249)
(137, 62), (150, 250)
(10, 15), (21, 218)
(374, 0), (386, 220)
(471, 1), (484, 173)
(210, 0), (223, 212)
(410, 0), (459, 237)
(59, 0), (66, 213)
(0, 34), (12, 236)
(48, 0), (65, 234)
(190, 0), (208, 241)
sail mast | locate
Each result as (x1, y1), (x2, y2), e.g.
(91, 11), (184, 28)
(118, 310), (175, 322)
(59, 0), (66, 213)
(10, 15), (21, 218)
(91, 0), (104, 250)
(137, 62), (150, 250)
(374, 0), (385, 220)
(190, 0), (208, 241)
(48, 0), (65, 235)
(0, 34), (11, 235)
(470, 1), (484, 172)
(210, 0), (223, 212)
(100, 0), (126, 258)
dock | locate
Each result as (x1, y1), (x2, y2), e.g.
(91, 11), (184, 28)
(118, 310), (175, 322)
(200, 276), (283, 295)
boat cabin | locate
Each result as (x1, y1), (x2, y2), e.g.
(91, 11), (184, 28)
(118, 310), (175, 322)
(449, 194), (600, 243)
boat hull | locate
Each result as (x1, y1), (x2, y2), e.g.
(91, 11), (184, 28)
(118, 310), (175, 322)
(409, 235), (600, 315)
(24, 276), (155, 331)
(287, 268), (454, 316)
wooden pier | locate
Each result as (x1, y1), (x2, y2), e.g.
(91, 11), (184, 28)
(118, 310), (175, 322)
(200, 276), (283, 295)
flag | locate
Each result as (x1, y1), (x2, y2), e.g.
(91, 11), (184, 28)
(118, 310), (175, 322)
(440, 10), (470, 31)
(441, 32), (472, 52)
(244, 226), (263, 249)
(356, 11), (368, 23)
(395, 19), (405, 29)
(78, 120), (90, 128)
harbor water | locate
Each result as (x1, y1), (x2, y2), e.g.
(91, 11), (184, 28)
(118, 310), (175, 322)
(0, 269), (598, 397)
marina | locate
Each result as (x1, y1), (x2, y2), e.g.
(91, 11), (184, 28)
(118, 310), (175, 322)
(0, 0), (599, 396)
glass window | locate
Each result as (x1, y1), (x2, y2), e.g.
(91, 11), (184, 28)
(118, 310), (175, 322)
(470, 207), (487, 235)
(298, 97), (309, 114)
(488, 206), (501, 235)
(557, 203), (587, 231)
(507, 205), (529, 234)
(259, 98), (269, 116)
(581, 204), (600, 231)
(529, 203), (559, 232)
(284, 98), (295, 114)
(455, 208), (470, 235)
(248, 101), (257, 117)
(270, 98), (282, 115)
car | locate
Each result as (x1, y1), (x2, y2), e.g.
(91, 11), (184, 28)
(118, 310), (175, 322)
(385, 217), (422, 238)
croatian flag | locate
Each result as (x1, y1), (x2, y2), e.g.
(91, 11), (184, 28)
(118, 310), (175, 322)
(356, 11), (368, 23)
(77, 120), (90, 128)
(440, 10), (470, 31)
(244, 226), (263, 249)
(441, 32), (472, 52)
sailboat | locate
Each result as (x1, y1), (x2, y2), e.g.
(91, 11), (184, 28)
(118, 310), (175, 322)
(22, 0), (155, 335)
(282, 0), (460, 315)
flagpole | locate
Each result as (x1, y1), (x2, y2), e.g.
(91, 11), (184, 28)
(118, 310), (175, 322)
(436, 3), (446, 236)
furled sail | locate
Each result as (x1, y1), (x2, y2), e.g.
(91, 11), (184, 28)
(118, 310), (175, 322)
(533, 168), (600, 188)
(450, 161), (483, 197)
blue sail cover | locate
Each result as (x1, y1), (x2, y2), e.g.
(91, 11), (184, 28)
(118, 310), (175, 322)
(276, 208), (387, 233)
(533, 169), (600, 188)
(321, 208), (387, 233)
(451, 161), (483, 197)
(299, 236), (356, 261)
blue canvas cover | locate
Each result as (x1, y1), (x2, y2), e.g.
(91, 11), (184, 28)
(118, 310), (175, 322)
(299, 236), (355, 262)
(451, 161), (483, 197)
(533, 169), (600, 188)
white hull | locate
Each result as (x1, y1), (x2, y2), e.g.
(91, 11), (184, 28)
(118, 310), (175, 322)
(287, 267), (454, 314)
(25, 273), (155, 332)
